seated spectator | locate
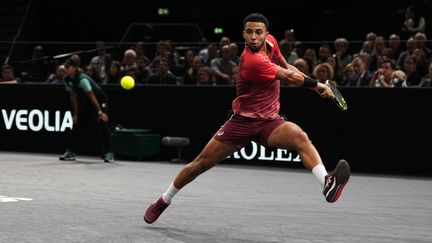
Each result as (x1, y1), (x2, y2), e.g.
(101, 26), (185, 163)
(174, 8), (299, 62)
(1, 64), (19, 84)
(312, 62), (334, 83)
(401, 4), (426, 38)
(89, 41), (109, 81)
(210, 45), (237, 85)
(283, 58), (310, 86)
(403, 55), (422, 86)
(84, 64), (101, 83)
(46, 64), (66, 84)
(23, 45), (51, 82)
(340, 63), (357, 86)
(419, 62), (432, 87)
(350, 55), (372, 87)
(370, 59), (396, 87)
(145, 57), (177, 85)
(184, 55), (205, 85)
(196, 66), (215, 85)
(135, 56), (152, 84)
(334, 38), (352, 73)
(302, 49), (317, 72)
(391, 70), (408, 87)
(106, 60), (122, 84)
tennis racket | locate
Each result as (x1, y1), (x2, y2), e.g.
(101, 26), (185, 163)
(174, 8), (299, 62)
(320, 80), (348, 111)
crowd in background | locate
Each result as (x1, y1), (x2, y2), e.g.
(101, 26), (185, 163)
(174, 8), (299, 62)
(1, 4), (431, 88)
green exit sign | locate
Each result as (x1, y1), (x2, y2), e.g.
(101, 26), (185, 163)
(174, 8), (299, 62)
(214, 27), (223, 34)
(158, 8), (169, 15)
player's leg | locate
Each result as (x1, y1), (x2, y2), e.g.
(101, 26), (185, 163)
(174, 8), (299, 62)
(173, 138), (237, 189)
(144, 138), (237, 224)
(267, 121), (322, 170)
(266, 121), (350, 203)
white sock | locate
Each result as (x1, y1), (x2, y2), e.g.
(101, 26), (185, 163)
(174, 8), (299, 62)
(312, 163), (328, 188)
(161, 183), (179, 204)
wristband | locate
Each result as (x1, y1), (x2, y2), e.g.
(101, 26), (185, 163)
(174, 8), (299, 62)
(301, 77), (318, 87)
(97, 110), (103, 115)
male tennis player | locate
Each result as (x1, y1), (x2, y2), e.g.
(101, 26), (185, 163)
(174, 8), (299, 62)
(144, 12), (350, 224)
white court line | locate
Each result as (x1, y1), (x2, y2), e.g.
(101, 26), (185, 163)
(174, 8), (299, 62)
(0, 195), (33, 202)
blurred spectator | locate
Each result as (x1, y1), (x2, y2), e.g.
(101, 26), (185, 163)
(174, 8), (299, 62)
(135, 56), (152, 84)
(293, 58), (311, 78)
(231, 66), (239, 84)
(412, 48), (428, 77)
(326, 55), (341, 83)
(317, 44), (332, 64)
(312, 62), (334, 83)
(24, 45), (51, 82)
(89, 41), (109, 82)
(228, 42), (240, 64)
(370, 59), (396, 87)
(358, 40), (375, 71)
(46, 64), (66, 84)
(302, 48), (317, 71)
(279, 29), (298, 65)
(145, 57), (177, 85)
(1, 64), (19, 84)
(119, 49), (137, 77)
(184, 55), (205, 85)
(210, 45), (237, 85)
(371, 36), (387, 71)
(350, 55), (372, 87)
(199, 43), (218, 66)
(419, 62), (432, 87)
(217, 36), (231, 57)
(414, 32), (432, 60)
(106, 60), (122, 84)
(149, 40), (182, 76)
(84, 64), (101, 83)
(401, 4), (426, 38)
(391, 70), (407, 87)
(340, 63), (357, 86)
(196, 66), (215, 85)
(334, 38), (352, 72)
(397, 37), (416, 69)
(402, 55), (421, 86)
(134, 41), (151, 65)
(388, 34), (402, 61)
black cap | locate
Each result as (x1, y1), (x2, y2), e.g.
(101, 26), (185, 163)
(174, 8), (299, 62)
(63, 58), (78, 67)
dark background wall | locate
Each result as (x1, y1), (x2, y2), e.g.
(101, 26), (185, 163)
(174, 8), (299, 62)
(4, 0), (431, 64)
(1, 84), (430, 177)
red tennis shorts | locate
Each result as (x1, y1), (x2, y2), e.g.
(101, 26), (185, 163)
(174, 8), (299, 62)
(213, 114), (285, 149)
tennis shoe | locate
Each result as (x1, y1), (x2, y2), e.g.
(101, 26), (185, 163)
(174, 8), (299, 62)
(144, 196), (170, 224)
(59, 150), (76, 161)
(323, 159), (350, 203)
(103, 152), (114, 163)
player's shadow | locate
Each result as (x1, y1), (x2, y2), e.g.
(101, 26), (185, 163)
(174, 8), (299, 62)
(146, 226), (272, 243)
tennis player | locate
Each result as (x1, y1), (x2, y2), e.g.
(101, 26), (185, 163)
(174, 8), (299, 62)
(144, 13), (350, 224)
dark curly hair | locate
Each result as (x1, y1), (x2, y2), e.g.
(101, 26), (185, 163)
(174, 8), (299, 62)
(243, 13), (269, 30)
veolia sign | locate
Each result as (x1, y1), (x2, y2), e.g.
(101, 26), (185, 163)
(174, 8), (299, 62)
(1, 109), (73, 132)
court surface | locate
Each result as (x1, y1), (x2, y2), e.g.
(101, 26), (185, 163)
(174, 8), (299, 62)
(1, 151), (431, 243)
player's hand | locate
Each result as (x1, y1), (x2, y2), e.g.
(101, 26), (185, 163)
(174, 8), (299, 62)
(98, 112), (108, 122)
(313, 82), (332, 98)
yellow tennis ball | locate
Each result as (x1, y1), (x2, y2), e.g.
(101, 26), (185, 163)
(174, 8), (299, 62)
(120, 76), (135, 90)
